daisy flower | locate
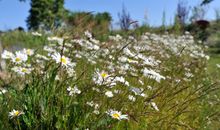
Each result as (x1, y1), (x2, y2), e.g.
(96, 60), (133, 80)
(32, 32), (42, 36)
(151, 102), (159, 111)
(11, 66), (33, 76)
(107, 110), (128, 120)
(105, 91), (113, 97)
(100, 71), (109, 79)
(11, 51), (28, 64)
(128, 95), (136, 102)
(23, 48), (34, 56)
(0, 88), (7, 94)
(47, 36), (64, 45)
(51, 52), (72, 67)
(2, 50), (14, 59)
(67, 86), (81, 96)
(9, 109), (24, 119)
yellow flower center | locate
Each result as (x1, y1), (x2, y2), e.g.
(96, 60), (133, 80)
(27, 50), (31, 55)
(15, 57), (21, 62)
(101, 72), (108, 78)
(21, 68), (27, 73)
(14, 111), (19, 116)
(128, 58), (135, 63)
(61, 57), (67, 64)
(112, 113), (120, 119)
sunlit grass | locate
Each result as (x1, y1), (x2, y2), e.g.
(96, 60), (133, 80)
(0, 31), (219, 129)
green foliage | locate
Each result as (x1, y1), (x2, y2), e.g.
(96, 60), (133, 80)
(173, 15), (182, 34)
(64, 11), (112, 37)
(0, 30), (46, 49)
(27, 0), (65, 30)
(0, 31), (219, 129)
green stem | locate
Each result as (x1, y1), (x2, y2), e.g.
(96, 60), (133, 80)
(17, 118), (21, 130)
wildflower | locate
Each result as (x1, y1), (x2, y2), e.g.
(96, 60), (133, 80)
(36, 54), (49, 61)
(127, 58), (138, 64)
(11, 51), (28, 64)
(0, 88), (7, 94)
(105, 91), (113, 97)
(115, 76), (129, 85)
(2, 50), (14, 59)
(32, 32), (42, 36)
(23, 48), (34, 56)
(123, 48), (135, 57)
(151, 102), (159, 111)
(55, 75), (60, 81)
(142, 68), (165, 83)
(67, 86), (81, 96)
(185, 72), (194, 78)
(47, 36), (64, 45)
(100, 71), (109, 79)
(85, 31), (92, 38)
(43, 46), (56, 53)
(107, 110), (128, 120)
(93, 110), (100, 115)
(93, 70), (116, 86)
(139, 80), (144, 85)
(128, 95), (136, 102)
(86, 101), (94, 107)
(11, 66), (33, 75)
(9, 109), (24, 119)
(217, 64), (220, 68)
(51, 52), (72, 67)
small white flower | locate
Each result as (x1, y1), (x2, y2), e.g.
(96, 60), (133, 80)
(86, 101), (94, 107)
(106, 109), (128, 120)
(105, 91), (113, 97)
(51, 52), (72, 67)
(128, 95), (136, 102)
(142, 68), (165, 83)
(11, 51), (28, 64)
(0, 88), (7, 94)
(85, 31), (92, 38)
(55, 75), (60, 81)
(67, 86), (81, 96)
(100, 71), (109, 79)
(32, 32), (42, 36)
(9, 109), (24, 119)
(127, 58), (138, 64)
(139, 80), (144, 85)
(36, 54), (49, 61)
(151, 102), (159, 111)
(43, 46), (56, 53)
(93, 110), (100, 115)
(2, 50), (14, 59)
(47, 36), (64, 45)
(11, 66), (33, 75)
(23, 48), (34, 56)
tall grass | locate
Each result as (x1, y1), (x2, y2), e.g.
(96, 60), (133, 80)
(0, 31), (218, 129)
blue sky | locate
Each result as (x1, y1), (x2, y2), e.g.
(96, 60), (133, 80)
(0, 0), (220, 30)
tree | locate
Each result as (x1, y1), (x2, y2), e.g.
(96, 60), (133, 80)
(118, 4), (132, 31)
(201, 0), (214, 5)
(27, 0), (65, 30)
(65, 11), (112, 36)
